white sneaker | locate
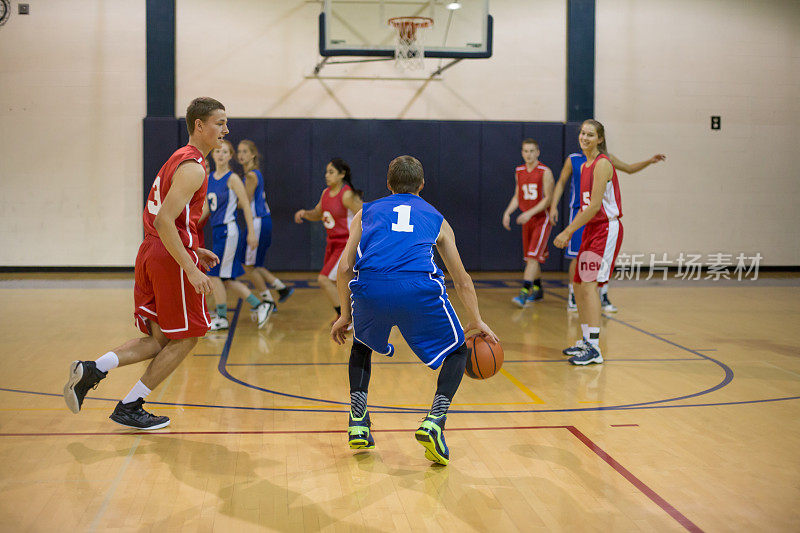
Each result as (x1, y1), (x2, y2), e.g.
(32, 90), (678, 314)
(255, 301), (274, 329)
(210, 316), (229, 331)
(567, 292), (578, 312)
(562, 339), (586, 357)
(601, 294), (618, 313)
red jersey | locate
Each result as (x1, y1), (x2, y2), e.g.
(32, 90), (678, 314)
(320, 184), (353, 242)
(516, 162), (550, 215)
(580, 153), (622, 225)
(143, 145), (209, 250)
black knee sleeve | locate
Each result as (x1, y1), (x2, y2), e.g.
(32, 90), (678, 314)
(349, 340), (373, 393)
(435, 343), (468, 400)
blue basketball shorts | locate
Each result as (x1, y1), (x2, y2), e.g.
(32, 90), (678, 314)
(208, 221), (245, 279)
(564, 207), (585, 260)
(244, 215), (272, 267)
(349, 272), (465, 369)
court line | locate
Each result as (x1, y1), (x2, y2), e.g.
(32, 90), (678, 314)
(223, 357), (702, 366)
(498, 368), (545, 404)
(0, 424), (700, 530)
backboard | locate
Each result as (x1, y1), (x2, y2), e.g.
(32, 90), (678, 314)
(319, 0), (492, 59)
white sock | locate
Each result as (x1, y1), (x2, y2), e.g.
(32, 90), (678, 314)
(260, 290), (275, 302)
(272, 279), (286, 290)
(580, 324), (589, 340)
(95, 351), (119, 373)
(568, 283), (574, 297)
(121, 380), (152, 405)
(587, 327), (601, 348)
(599, 284), (608, 297)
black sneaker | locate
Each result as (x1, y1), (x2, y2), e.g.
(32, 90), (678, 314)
(278, 286), (295, 303)
(109, 398), (170, 430)
(63, 360), (107, 414)
(527, 286), (544, 302)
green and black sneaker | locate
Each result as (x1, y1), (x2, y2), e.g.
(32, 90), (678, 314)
(415, 413), (449, 465)
(348, 410), (375, 449)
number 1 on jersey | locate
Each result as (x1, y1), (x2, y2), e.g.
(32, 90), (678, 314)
(391, 205), (414, 233)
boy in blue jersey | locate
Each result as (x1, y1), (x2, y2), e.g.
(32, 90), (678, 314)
(550, 151), (665, 312)
(331, 155), (499, 466)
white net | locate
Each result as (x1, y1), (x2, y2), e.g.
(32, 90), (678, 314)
(390, 18), (432, 71)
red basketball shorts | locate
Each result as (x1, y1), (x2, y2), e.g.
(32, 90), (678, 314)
(133, 236), (211, 339)
(522, 215), (551, 263)
(320, 239), (347, 280)
(573, 219), (623, 284)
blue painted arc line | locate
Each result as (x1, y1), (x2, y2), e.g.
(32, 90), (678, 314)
(0, 386), (797, 415)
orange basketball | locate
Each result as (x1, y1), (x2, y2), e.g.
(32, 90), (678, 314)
(465, 334), (504, 379)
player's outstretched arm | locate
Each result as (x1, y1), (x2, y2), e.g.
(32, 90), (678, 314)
(553, 159), (612, 248)
(294, 198), (323, 223)
(501, 173), (519, 231)
(609, 153), (666, 174)
(229, 174), (258, 251)
(153, 161), (215, 295)
(549, 158), (573, 225)
(331, 210), (363, 345)
(436, 220), (499, 343)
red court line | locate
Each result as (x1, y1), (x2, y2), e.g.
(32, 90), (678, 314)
(566, 426), (703, 533)
(0, 424), (700, 531)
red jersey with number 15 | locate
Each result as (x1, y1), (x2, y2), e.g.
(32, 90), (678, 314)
(580, 153), (622, 225)
(516, 163), (550, 215)
(142, 145), (209, 250)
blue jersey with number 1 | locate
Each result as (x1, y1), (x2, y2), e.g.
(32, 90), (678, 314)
(354, 193), (444, 276)
(568, 152), (587, 211)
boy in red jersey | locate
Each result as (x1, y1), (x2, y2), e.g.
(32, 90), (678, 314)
(554, 120), (622, 365)
(502, 139), (554, 307)
(63, 97), (227, 429)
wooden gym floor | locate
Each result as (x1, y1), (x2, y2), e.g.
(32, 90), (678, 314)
(0, 272), (798, 532)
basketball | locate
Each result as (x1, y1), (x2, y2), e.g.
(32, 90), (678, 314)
(464, 334), (504, 379)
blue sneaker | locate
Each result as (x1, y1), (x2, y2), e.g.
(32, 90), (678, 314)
(348, 410), (375, 449)
(562, 339), (587, 357)
(278, 286), (295, 303)
(512, 288), (530, 308)
(527, 286), (544, 302)
(415, 413), (449, 465)
(569, 343), (604, 365)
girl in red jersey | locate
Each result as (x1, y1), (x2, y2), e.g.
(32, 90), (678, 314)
(294, 158), (363, 322)
(553, 119), (623, 365)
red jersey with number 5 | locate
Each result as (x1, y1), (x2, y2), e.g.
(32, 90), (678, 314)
(319, 184), (353, 242)
(142, 145), (209, 250)
(516, 163), (550, 215)
(580, 153), (622, 225)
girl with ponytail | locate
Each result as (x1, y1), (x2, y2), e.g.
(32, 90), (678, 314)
(294, 158), (363, 323)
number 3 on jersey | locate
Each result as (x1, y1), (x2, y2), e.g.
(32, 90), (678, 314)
(147, 176), (163, 215)
(391, 205), (414, 233)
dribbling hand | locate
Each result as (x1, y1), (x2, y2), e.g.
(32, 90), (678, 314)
(330, 315), (352, 345)
(463, 320), (499, 344)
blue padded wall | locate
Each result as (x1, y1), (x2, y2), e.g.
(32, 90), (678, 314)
(143, 117), (579, 271)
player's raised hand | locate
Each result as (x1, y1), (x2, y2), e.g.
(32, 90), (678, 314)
(187, 269), (213, 295)
(650, 154), (666, 164)
(548, 206), (559, 225)
(502, 213), (511, 231)
(196, 248), (220, 270)
(294, 209), (306, 224)
(464, 320), (499, 344)
(553, 230), (570, 249)
(330, 315), (352, 345)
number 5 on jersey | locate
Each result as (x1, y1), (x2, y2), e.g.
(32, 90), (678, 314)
(391, 205), (414, 233)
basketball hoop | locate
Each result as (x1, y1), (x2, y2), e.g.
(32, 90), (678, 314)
(388, 16), (433, 70)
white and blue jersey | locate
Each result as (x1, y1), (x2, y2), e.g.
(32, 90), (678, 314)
(244, 169), (272, 267)
(565, 153), (587, 259)
(207, 171), (245, 279)
(350, 194), (464, 369)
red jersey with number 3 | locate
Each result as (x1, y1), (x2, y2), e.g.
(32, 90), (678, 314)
(320, 184), (352, 242)
(516, 163), (550, 215)
(580, 153), (622, 225)
(143, 145), (209, 250)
